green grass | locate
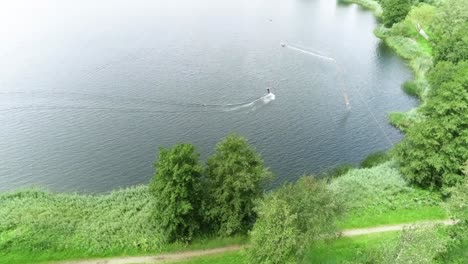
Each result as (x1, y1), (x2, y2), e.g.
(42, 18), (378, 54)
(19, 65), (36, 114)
(417, 37), (433, 56)
(173, 250), (247, 264)
(340, 206), (447, 229)
(0, 187), (248, 264)
(360, 151), (391, 168)
(177, 232), (401, 264)
(305, 232), (400, 264)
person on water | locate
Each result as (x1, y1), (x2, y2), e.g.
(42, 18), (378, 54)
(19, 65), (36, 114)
(267, 88), (271, 94)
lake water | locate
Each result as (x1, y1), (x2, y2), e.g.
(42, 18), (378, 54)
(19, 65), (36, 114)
(0, 0), (416, 193)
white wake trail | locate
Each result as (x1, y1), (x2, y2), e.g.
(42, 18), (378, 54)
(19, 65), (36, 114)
(223, 93), (275, 112)
(286, 45), (335, 61)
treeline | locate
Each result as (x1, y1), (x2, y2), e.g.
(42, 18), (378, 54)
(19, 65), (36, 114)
(368, 0), (468, 262)
(371, 0), (468, 189)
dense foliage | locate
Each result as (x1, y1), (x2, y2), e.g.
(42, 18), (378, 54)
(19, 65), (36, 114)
(149, 144), (204, 242)
(431, 0), (468, 63)
(0, 187), (163, 262)
(329, 162), (442, 217)
(395, 61), (468, 188)
(204, 134), (272, 236)
(248, 177), (343, 264)
(381, 0), (412, 27)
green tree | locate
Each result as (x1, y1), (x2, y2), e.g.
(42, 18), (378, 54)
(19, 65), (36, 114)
(431, 0), (468, 63)
(248, 196), (299, 264)
(381, 0), (412, 27)
(149, 143), (203, 242)
(248, 177), (344, 264)
(204, 133), (272, 236)
(395, 61), (468, 188)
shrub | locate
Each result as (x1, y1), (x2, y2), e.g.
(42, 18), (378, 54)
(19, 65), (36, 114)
(204, 134), (272, 236)
(402, 80), (418, 96)
(248, 177), (343, 264)
(377, 225), (448, 264)
(149, 143), (203, 242)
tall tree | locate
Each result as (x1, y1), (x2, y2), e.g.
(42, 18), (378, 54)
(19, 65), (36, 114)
(395, 61), (468, 188)
(248, 177), (344, 264)
(149, 143), (203, 242)
(204, 133), (272, 236)
(381, 0), (412, 27)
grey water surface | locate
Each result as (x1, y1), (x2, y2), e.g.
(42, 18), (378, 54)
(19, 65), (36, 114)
(0, 0), (416, 192)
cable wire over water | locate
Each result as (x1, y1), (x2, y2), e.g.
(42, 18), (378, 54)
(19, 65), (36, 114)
(283, 42), (393, 147)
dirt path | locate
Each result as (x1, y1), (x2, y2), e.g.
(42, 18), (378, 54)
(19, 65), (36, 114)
(57, 245), (243, 264)
(57, 219), (456, 264)
(340, 219), (456, 237)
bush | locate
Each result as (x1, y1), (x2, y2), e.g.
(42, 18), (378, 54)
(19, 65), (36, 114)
(377, 225), (448, 264)
(402, 80), (419, 96)
(149, 143), (203, 242)
(360, 151), (390, 168)
(248, 177), (343, 264)
(204, 134), (272, 236)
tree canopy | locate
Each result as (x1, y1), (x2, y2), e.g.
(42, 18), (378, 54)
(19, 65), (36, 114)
(248, 177), (344, 264)
(204, 133), (272, 236)
(149, 143), (203, 242)
(395, 61), (468, 188)
(431, 0), (468, 63)
(381, 0), (412, 27)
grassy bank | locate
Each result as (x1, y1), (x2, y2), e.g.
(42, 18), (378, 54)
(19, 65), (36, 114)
(329, 161), (445, 229)
(0, 162), (446, 263)
(0, 187), (248, 264)
(375, 3), (436, 130)
(344, 0), (436, 131)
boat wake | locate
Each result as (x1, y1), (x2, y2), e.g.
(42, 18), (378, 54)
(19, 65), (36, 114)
(0, 91), (275, 114)
(223, 93), (275, 112)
